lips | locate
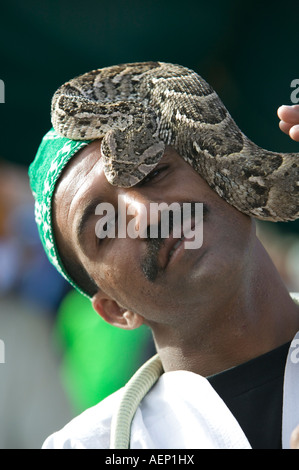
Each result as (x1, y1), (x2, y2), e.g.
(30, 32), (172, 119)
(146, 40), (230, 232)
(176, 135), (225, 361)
(168, 236), (185, 258)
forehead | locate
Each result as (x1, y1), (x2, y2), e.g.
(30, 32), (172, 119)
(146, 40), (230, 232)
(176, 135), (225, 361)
(55, 140), (103, 197)
(54, 140), (184, 203)
(52, 140), (104, 245)
(52, 141), (187, 252)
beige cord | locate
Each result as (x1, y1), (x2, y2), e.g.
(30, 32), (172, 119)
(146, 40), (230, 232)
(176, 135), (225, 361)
(110, 354), (163, 449)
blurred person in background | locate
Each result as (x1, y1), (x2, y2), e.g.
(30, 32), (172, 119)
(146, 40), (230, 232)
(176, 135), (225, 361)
(0, 160), (69, 309)
(0, 160), (73, 448)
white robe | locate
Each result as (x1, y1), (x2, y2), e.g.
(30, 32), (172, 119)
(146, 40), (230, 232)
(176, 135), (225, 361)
(42, 329), (299, 449)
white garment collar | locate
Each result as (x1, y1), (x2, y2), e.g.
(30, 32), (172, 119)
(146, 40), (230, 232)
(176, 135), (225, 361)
(130, 369), (251, 448)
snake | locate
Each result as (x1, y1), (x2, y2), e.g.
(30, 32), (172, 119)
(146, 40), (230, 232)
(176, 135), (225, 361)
(51, 61), (299, 222)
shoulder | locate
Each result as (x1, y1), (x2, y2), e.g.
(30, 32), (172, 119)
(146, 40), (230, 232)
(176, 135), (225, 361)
(42, 389), (123, 449)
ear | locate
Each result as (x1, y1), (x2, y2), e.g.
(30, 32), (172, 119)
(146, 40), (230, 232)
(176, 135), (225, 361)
(92, 291), (144, 330)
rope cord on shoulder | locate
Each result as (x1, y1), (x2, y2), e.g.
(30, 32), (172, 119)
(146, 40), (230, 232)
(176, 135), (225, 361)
(110, 353), (163, 449)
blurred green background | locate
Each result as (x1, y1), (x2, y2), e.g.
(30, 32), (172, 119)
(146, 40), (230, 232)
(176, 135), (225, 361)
(1, 0), (299, 160)
(0, 0), (298, 448)
(1, 0), (299, 226)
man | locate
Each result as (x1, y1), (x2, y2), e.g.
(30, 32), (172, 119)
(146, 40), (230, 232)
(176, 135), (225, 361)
(29, 63), (299, 449)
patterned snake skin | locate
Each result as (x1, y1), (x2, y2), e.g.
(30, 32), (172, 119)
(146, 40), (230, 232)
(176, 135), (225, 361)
(51, 61), (299, 222)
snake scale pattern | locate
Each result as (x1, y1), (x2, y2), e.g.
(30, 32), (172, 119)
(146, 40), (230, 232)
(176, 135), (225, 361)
(51, 61), (299, 222)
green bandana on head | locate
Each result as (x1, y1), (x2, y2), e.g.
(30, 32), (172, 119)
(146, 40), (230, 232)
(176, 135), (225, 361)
(29, 128), (91, 297)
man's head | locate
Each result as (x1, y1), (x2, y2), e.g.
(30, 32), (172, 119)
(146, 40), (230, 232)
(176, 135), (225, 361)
(28, 61), (256, 337)
(51, 139), (256, 333)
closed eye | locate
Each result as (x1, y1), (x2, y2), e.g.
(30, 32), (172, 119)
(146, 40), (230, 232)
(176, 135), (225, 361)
(138, 165), (169, 186)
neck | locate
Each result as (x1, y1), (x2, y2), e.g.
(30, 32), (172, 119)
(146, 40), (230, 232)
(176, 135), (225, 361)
(152, 238), (299, 377)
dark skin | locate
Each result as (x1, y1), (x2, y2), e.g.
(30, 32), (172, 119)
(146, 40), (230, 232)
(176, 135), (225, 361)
(53, 105), (299, 446)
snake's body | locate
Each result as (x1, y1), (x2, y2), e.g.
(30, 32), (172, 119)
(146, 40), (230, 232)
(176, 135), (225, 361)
(51, 61), (299, 222)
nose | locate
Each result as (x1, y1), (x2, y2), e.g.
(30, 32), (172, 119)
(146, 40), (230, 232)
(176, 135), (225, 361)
(117, 189), (154, 239)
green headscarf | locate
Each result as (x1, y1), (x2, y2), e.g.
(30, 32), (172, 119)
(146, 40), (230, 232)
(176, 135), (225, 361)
(29, 128), (91, 297)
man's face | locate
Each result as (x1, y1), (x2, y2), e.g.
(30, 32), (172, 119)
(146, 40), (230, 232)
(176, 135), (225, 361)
(53, 141), (255, 328)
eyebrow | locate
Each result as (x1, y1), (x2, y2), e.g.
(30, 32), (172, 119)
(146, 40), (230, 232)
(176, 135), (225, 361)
(76, 197), (103, 252)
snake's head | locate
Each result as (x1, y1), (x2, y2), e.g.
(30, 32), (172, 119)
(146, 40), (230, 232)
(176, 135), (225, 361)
(100, 127), (165, 187)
